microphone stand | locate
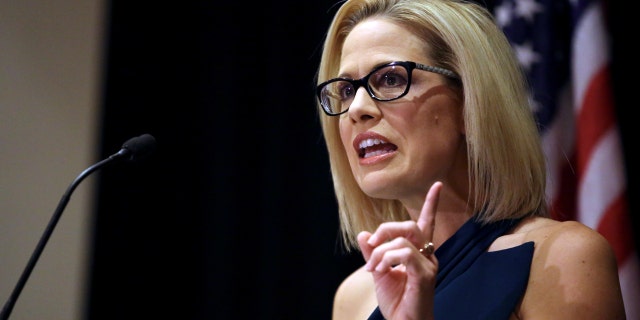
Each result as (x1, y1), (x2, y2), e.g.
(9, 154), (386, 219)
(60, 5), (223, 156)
(1, 134), (155, 320)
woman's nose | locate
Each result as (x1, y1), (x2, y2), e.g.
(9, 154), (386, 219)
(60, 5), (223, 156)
(347, 87), (380, 121)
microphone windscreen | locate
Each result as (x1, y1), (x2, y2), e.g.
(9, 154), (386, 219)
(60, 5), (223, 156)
(121, 133), (156, 162)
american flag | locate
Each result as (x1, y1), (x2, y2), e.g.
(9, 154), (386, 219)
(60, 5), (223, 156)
(491, 0), (639, 318)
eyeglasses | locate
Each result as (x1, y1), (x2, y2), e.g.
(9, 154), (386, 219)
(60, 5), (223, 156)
(316, 61), (459, 116)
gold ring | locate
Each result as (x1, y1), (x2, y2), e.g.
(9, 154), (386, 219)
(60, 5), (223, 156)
(419, 242), (435, 255)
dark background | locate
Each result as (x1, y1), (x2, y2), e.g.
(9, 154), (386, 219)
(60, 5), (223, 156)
(85, 1), (638, 319)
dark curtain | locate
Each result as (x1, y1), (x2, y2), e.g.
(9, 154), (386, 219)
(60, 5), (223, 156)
(86, 1), (638, 320)
(86, 1), (362, 319)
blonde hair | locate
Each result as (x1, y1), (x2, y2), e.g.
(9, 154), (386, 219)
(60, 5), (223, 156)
(316, 0), (548, 251)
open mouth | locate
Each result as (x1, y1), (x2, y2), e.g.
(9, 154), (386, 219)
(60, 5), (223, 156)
(358, 138), (398, 158)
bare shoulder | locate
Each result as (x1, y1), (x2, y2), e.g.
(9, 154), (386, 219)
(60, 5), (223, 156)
(515, 217), (626, 319)
(332, 265), (378, 320)
(516, 216), (610, 249)
(518, 217), (618, 266)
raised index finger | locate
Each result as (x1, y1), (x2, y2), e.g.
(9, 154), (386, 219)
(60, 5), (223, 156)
(417, 181), (442, 242)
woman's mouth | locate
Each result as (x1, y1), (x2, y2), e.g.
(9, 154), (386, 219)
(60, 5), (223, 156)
(358, 138), (398, 158)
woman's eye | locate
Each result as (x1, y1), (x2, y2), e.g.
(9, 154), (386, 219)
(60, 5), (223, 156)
(339, 84), (355, 99)
(379, 72), (406, 87)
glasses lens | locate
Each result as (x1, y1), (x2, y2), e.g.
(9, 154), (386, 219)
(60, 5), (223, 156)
(368, 64), (410, 100)
(320, 80), (354, 115)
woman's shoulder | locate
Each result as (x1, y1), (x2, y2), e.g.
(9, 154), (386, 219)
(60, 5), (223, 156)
(514, 216), (626, 318)
(516, 216), (610, 250)
(333, 265), (378, 320)
(489, 216), (591, 251)
(514, 216), (616, 266)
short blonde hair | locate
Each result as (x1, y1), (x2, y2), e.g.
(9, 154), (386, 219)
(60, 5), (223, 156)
(315, 0), (548, 251)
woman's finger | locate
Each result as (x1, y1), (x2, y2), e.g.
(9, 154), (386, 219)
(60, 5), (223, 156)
(358, 231), (374, 262)
(416, 181), (442, 243)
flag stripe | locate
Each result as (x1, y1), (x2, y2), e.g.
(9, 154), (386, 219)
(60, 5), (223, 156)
(619, 255), (640, 318)
(571, 1), (608, 112)
(597, 192), (632, 264)
(576, 67), (614, 179)
(579, 128), (625, 228)
(550, 151), (577, 221)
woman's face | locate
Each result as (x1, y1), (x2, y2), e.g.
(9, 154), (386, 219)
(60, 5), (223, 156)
(338, 18), (466, 209)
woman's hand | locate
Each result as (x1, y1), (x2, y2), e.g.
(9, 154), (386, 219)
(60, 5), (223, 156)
(357, 181), (442, 320)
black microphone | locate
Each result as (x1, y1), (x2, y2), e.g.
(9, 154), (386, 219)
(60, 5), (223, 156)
(0, 133), (157, 320)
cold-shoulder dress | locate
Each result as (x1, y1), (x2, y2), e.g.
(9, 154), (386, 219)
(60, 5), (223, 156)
(367, 217), (534, 320)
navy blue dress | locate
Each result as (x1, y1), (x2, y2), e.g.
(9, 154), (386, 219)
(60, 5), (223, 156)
(367, 218), (534, 319)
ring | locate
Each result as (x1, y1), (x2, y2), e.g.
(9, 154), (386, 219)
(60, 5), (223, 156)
(419, 242), (435, 256)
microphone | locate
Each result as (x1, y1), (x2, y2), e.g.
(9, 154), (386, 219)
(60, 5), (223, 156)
(0, 133), (157, 320)
(117, 133), (156, 162)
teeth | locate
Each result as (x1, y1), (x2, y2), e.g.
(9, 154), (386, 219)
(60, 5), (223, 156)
(358, 138), (385, 149)
(363, 149), (388, 158)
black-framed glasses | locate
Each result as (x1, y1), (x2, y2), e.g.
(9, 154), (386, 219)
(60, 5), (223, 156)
(316, 61), (459, 116)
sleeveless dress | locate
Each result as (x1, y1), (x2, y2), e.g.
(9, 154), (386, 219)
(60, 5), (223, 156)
(367, 217), (534, 320)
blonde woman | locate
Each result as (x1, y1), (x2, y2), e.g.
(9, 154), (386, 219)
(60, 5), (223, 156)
(314, 0), (626, 318)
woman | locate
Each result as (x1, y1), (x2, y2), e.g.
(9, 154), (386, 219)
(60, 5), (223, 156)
(314, 0), (626, 319)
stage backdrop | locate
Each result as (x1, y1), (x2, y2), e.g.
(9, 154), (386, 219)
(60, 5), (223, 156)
(86, 1), (363, 319)
(87, 1), (639, 319)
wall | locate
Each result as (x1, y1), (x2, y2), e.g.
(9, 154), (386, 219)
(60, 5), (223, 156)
(0, 1), (104, 319)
